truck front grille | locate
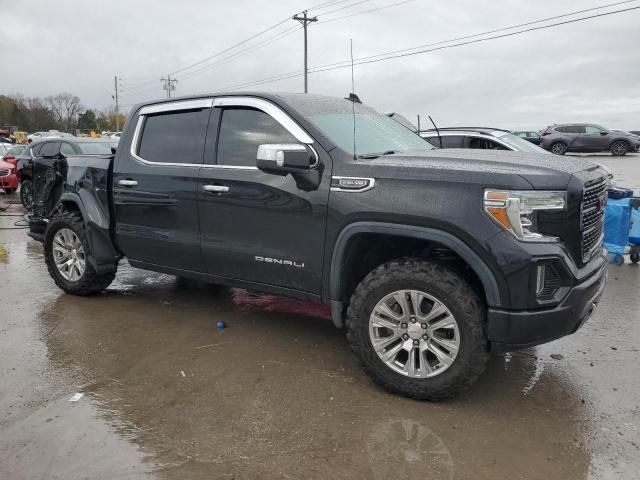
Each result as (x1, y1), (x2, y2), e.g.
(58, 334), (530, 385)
(581, 177), (607, 261)
(0, 169), (10, 177)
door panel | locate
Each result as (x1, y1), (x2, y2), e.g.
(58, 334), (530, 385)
(577, 125), (610, 151)
(113, 105), (211, 272)
(198, 104), (331, 294)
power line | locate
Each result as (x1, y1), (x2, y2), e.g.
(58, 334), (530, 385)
(122, 0), (367, 82)
(315, 0), (640, 66)
(178, 25), (302, 83)
(169, 17), (292, 77)
(316, 0), (371, 16)
(213, 3), (640, 91)
(320, 0), (419, 24)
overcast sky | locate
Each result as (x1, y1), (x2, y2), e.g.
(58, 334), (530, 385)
(2, 0), (639, 129)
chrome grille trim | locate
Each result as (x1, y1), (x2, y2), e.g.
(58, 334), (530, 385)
(581, 177), (607, 262)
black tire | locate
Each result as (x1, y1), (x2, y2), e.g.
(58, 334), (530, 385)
(346, 258), (489, 401)
(44, 210), (116, 295)
(20, 179), (34, 209)
(631, 250), (640, 264)
(610, 141), (628, 156)
(550, 142), (567, 155)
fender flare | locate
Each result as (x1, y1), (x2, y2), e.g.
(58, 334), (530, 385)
(328, 222), (502, 326)
(55, 193), (119, 272)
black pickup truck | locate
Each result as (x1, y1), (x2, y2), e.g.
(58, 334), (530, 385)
(28, 92), (608, 401)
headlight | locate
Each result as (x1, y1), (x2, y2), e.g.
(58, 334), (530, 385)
(484, 190), (566, 241)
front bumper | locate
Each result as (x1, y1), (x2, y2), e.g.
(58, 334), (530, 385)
(487, 259), (607, 353)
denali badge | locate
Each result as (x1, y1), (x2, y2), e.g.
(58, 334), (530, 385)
(330, 176), (375, 192)
(255, 256), (304, 268)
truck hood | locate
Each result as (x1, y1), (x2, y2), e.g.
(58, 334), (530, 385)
(362, 149), (601, 189)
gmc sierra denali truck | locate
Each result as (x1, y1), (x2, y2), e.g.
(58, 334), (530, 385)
(27, 93), (608, 401)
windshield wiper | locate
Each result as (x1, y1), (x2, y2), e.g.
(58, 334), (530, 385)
(357, 150), (398, 159)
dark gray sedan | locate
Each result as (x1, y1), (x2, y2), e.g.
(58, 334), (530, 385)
(541, 123), (640, 156)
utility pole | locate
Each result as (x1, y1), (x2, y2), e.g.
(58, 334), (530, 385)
(113, 75), (120, 131)
(161, 75), (177, 99)
(293, 10), (318, 93)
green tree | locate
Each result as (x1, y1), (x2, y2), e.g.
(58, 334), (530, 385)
(78, 110), (97, 131)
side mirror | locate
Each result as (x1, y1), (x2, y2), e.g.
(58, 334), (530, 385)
(256, 144), (315, 175)
(600, 131), (608, 136)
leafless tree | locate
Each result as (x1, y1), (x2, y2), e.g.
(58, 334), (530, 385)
(45, 93), (83, 132)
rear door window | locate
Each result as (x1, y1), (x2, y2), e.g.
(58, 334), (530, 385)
(566, 125), (585, 134)
(137, 109), (210, 164)
(585, 125), (606, 134)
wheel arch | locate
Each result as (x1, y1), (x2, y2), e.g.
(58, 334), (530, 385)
(53, 192), (120, 272)
(328, 222), (502, 327)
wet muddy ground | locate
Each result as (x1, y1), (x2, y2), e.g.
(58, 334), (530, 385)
(1, 154), (639, 479)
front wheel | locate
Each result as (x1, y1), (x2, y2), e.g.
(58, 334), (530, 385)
(20, 179), (34, 209)
(346, 258), (489, 401)
(610, 141), (628, 156)
(44, 210), (116, 295)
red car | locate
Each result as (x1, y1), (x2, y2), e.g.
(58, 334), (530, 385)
(0, 158), (18, 194)
(0, 144), (26, 167)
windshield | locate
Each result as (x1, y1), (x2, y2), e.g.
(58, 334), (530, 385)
(497, 133), (547, 153)
(309, 112), (432, 156)
(77, 142), (117, 154)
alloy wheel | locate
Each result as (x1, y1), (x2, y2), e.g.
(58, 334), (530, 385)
(612, 142), (627, 156)
(551, 143), (566, 155)
(369, 289), (460, 378)
(52, 228), (86, 282)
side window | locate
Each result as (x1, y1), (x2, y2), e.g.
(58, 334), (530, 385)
(60, 143), (75, 155)
(555, 127), (567, 133)
(38, 142), (60, 157)
(30, 143), (44, 156)
(137, 109), (210, 164)
(585, 125), (605, 134)
(438, 136), (464, 148)
(217, 108), (297, 167)
(566, 125), (585, 134)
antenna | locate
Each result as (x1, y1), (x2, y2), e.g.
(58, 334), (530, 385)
(429, 115), (443, 149)
(350, 39), (356, 160)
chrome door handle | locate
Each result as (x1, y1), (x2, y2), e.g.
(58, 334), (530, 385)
(202, 185), (230, 193)
(118, 179), (138, 187)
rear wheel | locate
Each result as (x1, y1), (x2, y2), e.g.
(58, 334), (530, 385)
(20, 179), (34, 209)
(611, 141), (628, 156)
(551, 142), (567, 155)
(346, 258), (489, 401)
(44, 210), (116, 295)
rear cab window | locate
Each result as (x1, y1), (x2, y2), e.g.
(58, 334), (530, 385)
(136, 107), (210, 164)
